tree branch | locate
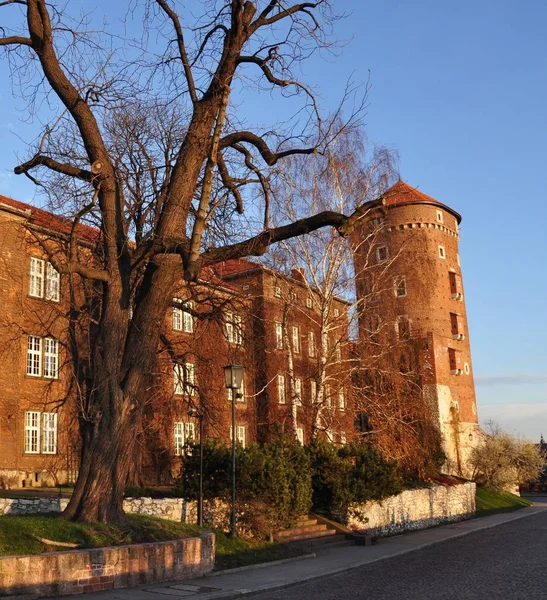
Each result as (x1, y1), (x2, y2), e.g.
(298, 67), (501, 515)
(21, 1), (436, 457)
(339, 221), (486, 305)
(198, 197), (385, 268)
(0, 35), (32, 46)
(220, 131), (317, 166)
(155, 0), (198, 104)
(14, 155), (93, 181)
(250, 2), (320, 32)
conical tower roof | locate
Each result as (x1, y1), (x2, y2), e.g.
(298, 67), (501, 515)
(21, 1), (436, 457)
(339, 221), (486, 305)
(382, 180), (462, 224)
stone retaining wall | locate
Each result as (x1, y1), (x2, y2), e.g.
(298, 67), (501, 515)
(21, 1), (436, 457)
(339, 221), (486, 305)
(0, 533), (214, 597)
(0, 497), (185, 520)
(348, 482), (476, 536)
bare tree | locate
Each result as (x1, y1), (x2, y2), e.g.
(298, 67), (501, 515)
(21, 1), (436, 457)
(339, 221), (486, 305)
(269, 130), (443, 478)
(0, 1), (384, 523)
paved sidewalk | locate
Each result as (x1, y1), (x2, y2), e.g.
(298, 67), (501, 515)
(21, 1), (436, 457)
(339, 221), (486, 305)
(55, 503), (547, 600)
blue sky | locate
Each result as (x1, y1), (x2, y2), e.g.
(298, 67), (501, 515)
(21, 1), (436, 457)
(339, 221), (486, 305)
(1, 1), (546, 439)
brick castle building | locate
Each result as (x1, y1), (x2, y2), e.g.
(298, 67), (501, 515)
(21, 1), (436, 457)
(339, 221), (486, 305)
(352, 180), (481, 474)
(0, 180), (480, 486)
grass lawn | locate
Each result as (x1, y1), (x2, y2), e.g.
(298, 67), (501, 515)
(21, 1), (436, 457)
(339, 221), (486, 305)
(475, 486), (532, 518)
(0, 513), (301, 570)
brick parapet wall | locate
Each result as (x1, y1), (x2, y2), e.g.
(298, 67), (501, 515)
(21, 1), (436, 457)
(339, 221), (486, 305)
(0, 533), (214, 597)
(347, 482), (476, 536)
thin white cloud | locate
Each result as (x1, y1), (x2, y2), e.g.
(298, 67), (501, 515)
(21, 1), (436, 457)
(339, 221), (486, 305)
(475, 374), (547, 386)
(478, 401), (547, 441)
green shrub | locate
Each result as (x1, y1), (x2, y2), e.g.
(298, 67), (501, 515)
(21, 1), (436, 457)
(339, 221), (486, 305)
(307, 440), (402, 518)
(175, 437), (312, 536)
(174, 440), (231, 500)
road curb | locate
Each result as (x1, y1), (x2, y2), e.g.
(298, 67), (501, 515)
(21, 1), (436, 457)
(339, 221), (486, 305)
(207, 552), (316, 578)
(195, 506), (547, 600)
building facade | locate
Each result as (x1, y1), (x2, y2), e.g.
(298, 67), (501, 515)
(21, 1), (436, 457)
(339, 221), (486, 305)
(0, 181), (481, 486)
(0, 195), (353, 487)
(352, 180), (481, 475)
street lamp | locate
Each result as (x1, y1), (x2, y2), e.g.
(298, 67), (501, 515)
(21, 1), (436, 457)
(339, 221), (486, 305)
(187, 407), (204, 527)
(223, 364), (245, 538)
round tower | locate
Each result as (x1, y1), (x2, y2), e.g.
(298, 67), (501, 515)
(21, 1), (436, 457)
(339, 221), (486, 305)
(352, 180), (481, 475)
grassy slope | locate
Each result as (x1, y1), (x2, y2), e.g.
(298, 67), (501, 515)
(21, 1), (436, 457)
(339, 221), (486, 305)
(0, 514), (300, 569)
(475, 486), (532, 518)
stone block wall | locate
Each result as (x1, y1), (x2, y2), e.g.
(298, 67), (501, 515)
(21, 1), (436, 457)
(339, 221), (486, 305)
(0, 533), (214, 597)
(348, 482), (476, 537)
(0, 497), (184, 520)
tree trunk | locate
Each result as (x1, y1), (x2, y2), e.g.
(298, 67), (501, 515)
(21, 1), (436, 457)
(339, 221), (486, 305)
(63, 412), (137, 522)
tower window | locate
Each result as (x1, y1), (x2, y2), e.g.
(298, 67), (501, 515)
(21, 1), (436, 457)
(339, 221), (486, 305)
(436, 210), (443, 223)
(450, 312), (461, 336)
(448, 348), (462, 374)
(396, 316), (411, 340)
(464, 362), (470, 374)
(376, 246), (389, 263)
(438, 245), (446, 259)
(394, 276), (407, 297)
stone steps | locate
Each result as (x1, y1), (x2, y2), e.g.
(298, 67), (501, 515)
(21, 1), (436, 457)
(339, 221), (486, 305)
(274, 515), (350, 545)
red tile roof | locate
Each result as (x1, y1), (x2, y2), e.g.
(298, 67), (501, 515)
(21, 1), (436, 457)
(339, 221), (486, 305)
(0, 193), (100, 244)
(215, 258), (261, 277)
(383, 181), (462, 223)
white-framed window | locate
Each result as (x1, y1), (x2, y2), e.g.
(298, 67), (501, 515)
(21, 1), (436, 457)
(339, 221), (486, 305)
(340, 432), (347, 445)
(27, 336), (42, 377)
(41, 412), (57, 454)
(174, 421), (196, 456)
(438, 245), (446, 259)
(24, 411), (40, 454)
(225, 312), (243, 345)
(174, 422), (185, 456)
(174, 362), (195, 396)
(296, 427), (304, 445)
(26, 336), (59, 379)
(173, 299), (194, 333)
(29, 258), (60, 301)
(376, 245), (389, 263)
(464, 362), (470, 375)
(274, 285), (282, 298)
(335, 342), (342, 362)
(230, 425), (247, 447)
(436, 210), (443, 223)
(338, 388), (346, 411)
(322, 332), (328, 353)
(43, 338), (58, 379)
(185, 421), (195, 443)
(29, 257), (45, 298)
(308, 331), (316, 358)
(45, 263), (60, 302)
(334, 308), (340, 318)
(275, 322), (283, 350)
(277, 374), (286, 404)
(394, 276), (407, 297)
(24, 411), (57, 455)
(306, 296), (313, 309)
(228, 378), (245, 402)
(326, 429), (334, 443)
(294, 377), (302, 406)
(237, 425), (246, 447)
(292, 326), (300, 354)
(310, 380), (317, 404)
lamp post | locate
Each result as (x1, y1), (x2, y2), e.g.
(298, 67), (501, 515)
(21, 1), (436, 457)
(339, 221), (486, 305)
(223, 364), (245, 538)
(187, 407), (204, 527)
